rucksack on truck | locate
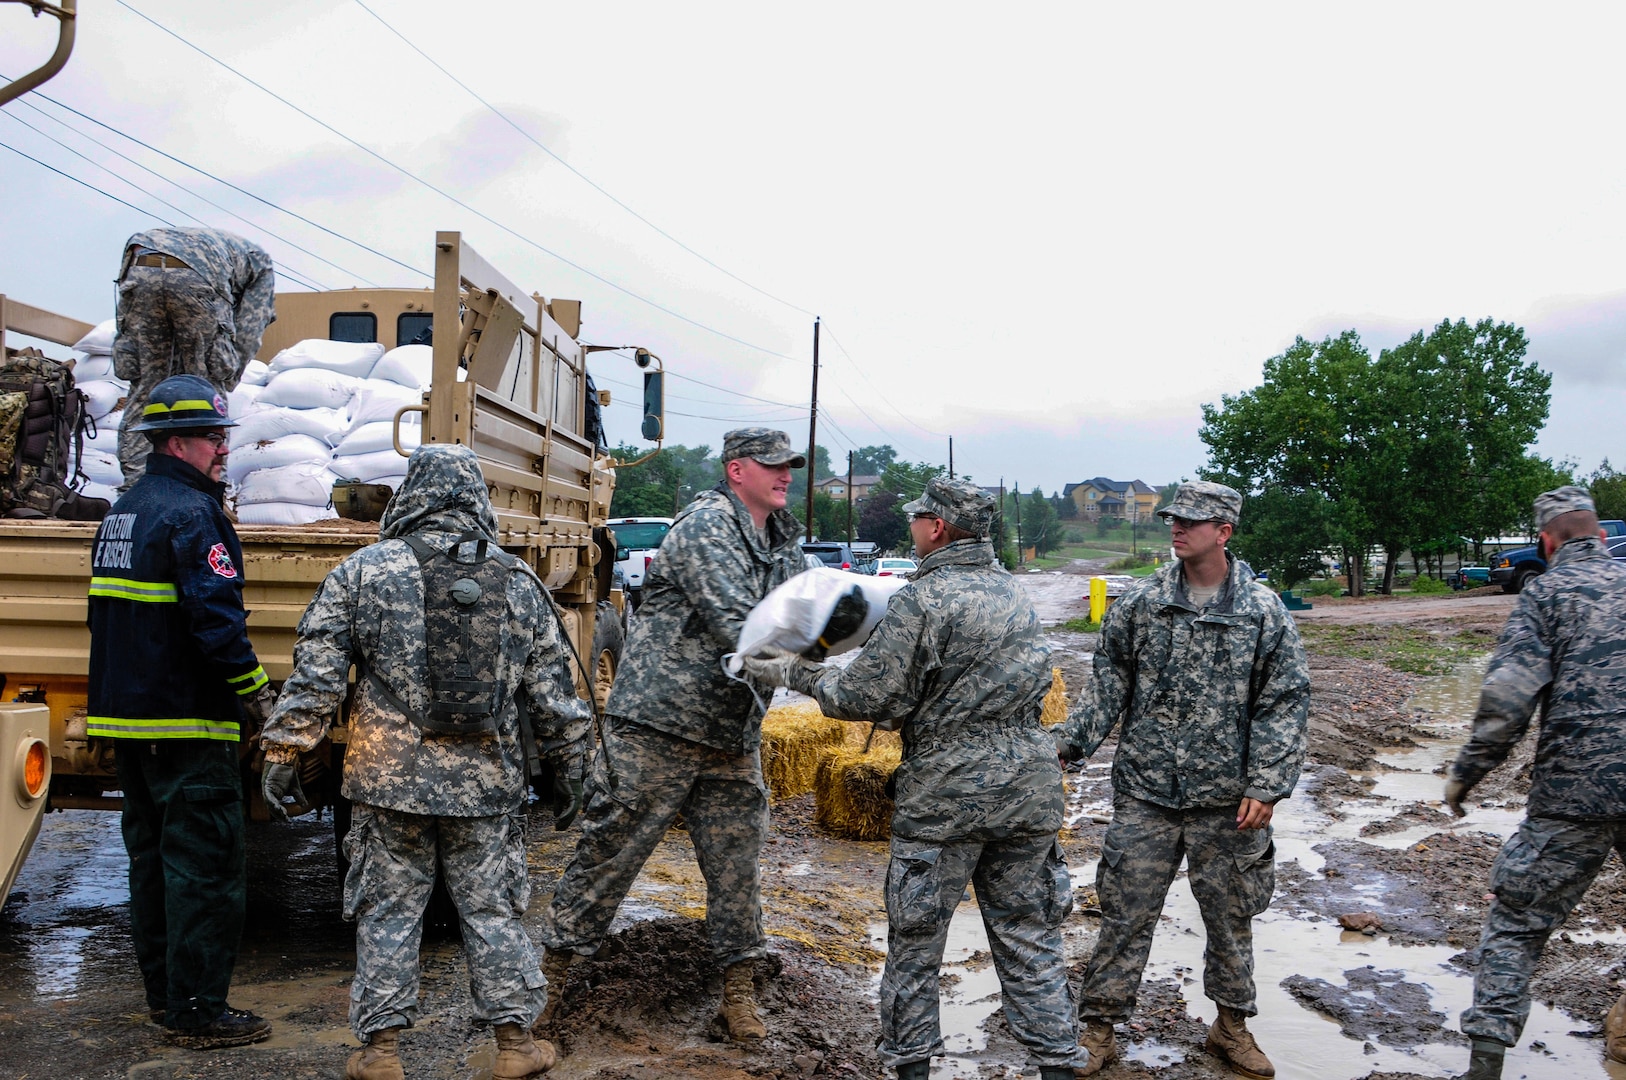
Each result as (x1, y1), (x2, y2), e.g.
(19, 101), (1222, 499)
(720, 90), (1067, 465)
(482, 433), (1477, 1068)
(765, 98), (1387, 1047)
(0, 349), (110, 521)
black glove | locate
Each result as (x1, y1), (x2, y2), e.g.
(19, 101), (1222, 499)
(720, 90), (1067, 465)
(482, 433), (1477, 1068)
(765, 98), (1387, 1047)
(262, 761), (309, 822)
(809, 586), (870, 660)
(239, 684), (278, 729)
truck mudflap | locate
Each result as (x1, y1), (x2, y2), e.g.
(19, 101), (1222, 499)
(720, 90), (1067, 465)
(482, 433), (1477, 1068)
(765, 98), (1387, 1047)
(0, 703), (52, 902)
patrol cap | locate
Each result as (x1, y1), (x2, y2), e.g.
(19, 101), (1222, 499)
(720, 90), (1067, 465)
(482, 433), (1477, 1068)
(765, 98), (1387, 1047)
(721, 427), (805, 468)
(1534, 485), (1596, 531)
(901, 476), (996, 538)
(1156, 480), (1242, 526)
(129, 374), (237, 432)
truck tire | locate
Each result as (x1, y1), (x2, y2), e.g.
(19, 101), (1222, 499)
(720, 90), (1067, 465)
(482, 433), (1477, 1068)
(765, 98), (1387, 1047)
(592, 599), (624, 712)
(1513, 567), (1540, 594)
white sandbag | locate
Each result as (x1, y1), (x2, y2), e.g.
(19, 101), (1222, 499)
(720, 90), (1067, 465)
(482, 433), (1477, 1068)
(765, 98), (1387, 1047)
(258, 368), (363, 410)
(238, 359), (271, 387)
(72, 319), (116, 355)
(85, 409), (122, 454)
(78, 480), (120, 504)
(331, 448), (411, 482)
(227, 384), (262, 416)
(236, 462), (342, 507)
(369, 344), (432, 388)
(361, 471), (408, 489)
(332, 420), (420, 457)
(227, 434), (332, 482)
(234, 501), (338, 526)
(73, 354), (118, 382)
(268, 339), (385, 379)
(346, 380), (424, 431)
(727, 567), (908, 674)
(229, 405), (348, 449)
(79, 379), (127, 420)
(76, 448), (124, 488)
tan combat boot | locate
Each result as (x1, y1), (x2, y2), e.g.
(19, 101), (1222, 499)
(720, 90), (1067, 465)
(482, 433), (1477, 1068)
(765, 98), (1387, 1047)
(493, 1021), (555, 1079)
(1607, 994), (1626, 1064)
(346, 1027), (405, 1080)
(1205, 1006), (1274, 1079)
(718, 960), (767, 1042)
(1077, 1018), (1119, 1076)
(532, 950), (573, 1035)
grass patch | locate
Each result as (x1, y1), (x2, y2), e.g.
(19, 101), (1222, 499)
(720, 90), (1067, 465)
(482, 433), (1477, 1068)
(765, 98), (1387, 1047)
(1060, 617), (1102, 633)
(1296, 623), (1497, 675)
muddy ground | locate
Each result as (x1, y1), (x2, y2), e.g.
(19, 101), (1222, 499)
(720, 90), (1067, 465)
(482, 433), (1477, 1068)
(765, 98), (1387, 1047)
(3, 575), (1622, 1080)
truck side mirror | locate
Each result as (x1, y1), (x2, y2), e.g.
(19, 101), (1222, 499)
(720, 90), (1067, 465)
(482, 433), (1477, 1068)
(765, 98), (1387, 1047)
(641, 370), (664, 442)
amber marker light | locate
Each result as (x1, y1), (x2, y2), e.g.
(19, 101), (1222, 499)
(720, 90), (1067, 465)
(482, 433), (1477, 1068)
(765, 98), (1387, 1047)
(18, 738), (48, 801)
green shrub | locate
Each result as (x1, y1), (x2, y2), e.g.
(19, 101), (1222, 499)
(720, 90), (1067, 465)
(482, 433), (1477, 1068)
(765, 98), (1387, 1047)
(1108, 551), (1155, 571)
(1301, 578), (1344, 597)
(1409, 574), (1451, 594)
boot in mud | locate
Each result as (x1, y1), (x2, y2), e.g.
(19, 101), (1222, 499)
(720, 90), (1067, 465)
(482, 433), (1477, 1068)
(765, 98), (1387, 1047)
(493, 1021), (555, 1079)
(895, 1061), (930, 1080)
(1607, 994), (1626, 1064)
(1456, 1038), (1506, 1080)
(346, 1027), (405, 1080)
(718, 960), (767, 1042)
(1076, 1018), (1119, 1076)
(533, 949), (573, 1035)
(1205, 1006), (1274, 1079)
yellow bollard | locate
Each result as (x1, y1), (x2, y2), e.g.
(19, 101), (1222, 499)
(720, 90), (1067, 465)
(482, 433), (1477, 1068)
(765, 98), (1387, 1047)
(1089, 576), (1107, 624)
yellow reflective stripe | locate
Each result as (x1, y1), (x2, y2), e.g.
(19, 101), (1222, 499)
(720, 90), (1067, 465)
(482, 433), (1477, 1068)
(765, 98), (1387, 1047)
(86, 717), (241, 741)
(88, 577), (179, 602)
(228, 666), (269, 695)
(142, 398), (215, 418)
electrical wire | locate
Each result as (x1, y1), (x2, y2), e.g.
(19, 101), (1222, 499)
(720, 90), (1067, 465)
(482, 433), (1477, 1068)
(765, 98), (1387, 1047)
(351, 0), (817, 320)
(117, 1), (801, 363)
(821, 321), (948, 438)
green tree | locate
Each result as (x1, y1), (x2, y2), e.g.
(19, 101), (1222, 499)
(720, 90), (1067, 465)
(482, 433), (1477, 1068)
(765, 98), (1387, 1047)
(607, 442), (721, 518)
(1023, 488), (1062, 554)
(1226, 486), (1334, 590)
(858, 489), (909, 553)
(1586, 460), (1626, 523)
(851, 445), (898, 476)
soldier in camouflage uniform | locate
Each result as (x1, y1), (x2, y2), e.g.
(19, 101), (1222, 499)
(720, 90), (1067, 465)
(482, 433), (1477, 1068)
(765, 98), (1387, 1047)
(113, 227), (276, 487)
(258, 444), (589, 1080)
(1447, 486), (1626, 1080)
(538, 428), (806, 1043)
(744, 477), (1089, 1080)
(1053, 481), (1310, 1080)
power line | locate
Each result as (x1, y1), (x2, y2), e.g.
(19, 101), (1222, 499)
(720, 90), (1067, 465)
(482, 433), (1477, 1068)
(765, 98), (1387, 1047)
(821, 322), (949, 439)
(351, 0), (817, 320)
(117, 1), (801, 363)
(665, 369), (803, 409)
(602, 395), (806, 425)
(0, 74), (431, 282)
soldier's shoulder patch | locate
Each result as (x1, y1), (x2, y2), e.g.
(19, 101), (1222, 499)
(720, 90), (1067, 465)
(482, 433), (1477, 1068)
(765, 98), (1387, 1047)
(207, 542), (237, 579)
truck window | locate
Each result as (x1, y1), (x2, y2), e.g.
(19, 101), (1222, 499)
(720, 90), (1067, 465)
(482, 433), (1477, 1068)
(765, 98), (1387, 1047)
(329, 312), (377, 343)
(398, 312), (432, 346)
(613, 522), (671, 549)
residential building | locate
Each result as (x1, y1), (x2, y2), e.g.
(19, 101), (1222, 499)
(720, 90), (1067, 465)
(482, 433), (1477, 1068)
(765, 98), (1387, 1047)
(815, 474), (881, 501)
(1063, 477), (1160, 520)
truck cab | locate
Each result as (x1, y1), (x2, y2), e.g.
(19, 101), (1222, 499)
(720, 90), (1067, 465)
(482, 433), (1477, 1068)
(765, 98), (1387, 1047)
(1489, 518), (1626, 593)
(609, 517), (672, 611)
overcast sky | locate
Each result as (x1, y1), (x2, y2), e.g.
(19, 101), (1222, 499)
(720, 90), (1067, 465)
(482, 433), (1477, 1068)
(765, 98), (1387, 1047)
(3, 2), (1624, 495)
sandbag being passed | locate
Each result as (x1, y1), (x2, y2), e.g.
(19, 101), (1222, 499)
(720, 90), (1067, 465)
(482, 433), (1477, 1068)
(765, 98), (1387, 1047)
(728, 566), (908, 674)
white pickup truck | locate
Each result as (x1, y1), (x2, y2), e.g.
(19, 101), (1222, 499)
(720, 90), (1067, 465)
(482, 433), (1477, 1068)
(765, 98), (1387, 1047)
(610, 516), (673, 611)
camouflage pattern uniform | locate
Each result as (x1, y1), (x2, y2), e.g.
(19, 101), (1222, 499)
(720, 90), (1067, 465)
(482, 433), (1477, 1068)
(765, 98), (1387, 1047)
(1453, 486), (1626, 1049)
(785, 478), (1086, 1073)
(113, 228), (276, 485)
(541, 429), (805, 967)
(1055, 482), (1310, 1026)
(258, 444), (591, 1040)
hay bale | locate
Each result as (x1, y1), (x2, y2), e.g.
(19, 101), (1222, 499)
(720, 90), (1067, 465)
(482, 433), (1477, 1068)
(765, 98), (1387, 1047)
(761, 701), (847, 800)
(1040, 667), (1068, 727)
(813, 745), (901, 841)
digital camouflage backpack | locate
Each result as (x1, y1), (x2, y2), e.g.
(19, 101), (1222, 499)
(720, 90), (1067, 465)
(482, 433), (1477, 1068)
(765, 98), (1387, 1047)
(0, 349), (110, 520)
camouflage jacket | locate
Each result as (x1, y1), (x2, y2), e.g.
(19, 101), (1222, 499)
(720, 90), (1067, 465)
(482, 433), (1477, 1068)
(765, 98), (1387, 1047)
(259, 446), (591, 817)
(606, 482), (803, 754)
(121, 228), (277, 372)
(1451, 537), (1626, 821)
(802, 538), (1064, 843)
(1055, 552), (1310, 809)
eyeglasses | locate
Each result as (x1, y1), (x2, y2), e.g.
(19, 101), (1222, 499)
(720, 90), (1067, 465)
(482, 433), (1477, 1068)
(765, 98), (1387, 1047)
(181, 431), (229, 448)
(1166, 516), (1217, 530)
(908, 512), (939, 523)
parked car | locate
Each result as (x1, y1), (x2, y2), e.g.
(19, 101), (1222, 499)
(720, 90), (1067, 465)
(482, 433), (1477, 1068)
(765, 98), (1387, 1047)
(803, 541), (862, 571)
(1608, 536), (1626, 562)
(1452, 566), (1491, 590)
(610, 516), (673, 609)
(874, 557), (918, 579)
(1489, 519), (1626, 593)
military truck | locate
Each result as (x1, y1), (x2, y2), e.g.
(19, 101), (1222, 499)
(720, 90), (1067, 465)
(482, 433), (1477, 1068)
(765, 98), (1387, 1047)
(0, 232), (664, 898)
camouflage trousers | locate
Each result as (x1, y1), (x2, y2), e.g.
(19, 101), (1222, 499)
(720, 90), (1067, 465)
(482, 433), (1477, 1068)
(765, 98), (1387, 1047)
(343, 802), (545, 1039)
(1079, 796), (1275, 1022)
(1462, 815), (1626, 1047)
(540, 716), (768, 966)
(113, 265), (239, 486)
(880, 833), (1087, 1071)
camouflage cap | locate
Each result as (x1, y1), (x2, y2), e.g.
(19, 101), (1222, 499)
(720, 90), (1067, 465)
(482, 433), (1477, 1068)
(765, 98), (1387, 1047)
(1535, 485), (1596, 531)
(721, 427), (806, 468)
(901, 477), (996, 538)
(1156, 480), (1242, 526)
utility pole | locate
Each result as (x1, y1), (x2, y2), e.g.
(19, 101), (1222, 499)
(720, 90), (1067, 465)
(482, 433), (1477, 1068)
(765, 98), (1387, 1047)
(846, 451), (854, 543)
(997, 477), (1005, 559)
(948, 437), (954, 479)
(804, 317), (820, 542)
(1013, 482), (1023, 567)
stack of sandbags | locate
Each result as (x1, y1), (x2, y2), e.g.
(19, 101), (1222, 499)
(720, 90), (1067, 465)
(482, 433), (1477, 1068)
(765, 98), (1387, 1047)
(230, 340), (377, 526)
(329, 354), (425, 488)
(760, 701), (849, 800)
(69, 318), (128, 502)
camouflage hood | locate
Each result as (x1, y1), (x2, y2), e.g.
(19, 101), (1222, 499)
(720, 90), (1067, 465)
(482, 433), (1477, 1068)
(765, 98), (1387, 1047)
(378, 444), (499, 542)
